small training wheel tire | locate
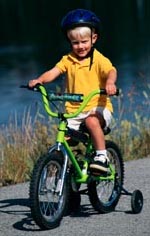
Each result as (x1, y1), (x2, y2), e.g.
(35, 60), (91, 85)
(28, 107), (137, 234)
(131, 189), (143, 214)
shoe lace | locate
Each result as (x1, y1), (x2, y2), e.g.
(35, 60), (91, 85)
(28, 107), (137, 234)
(94, 154), (109, 163)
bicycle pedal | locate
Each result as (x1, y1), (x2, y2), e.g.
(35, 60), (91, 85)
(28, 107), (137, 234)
(90, 170), (109, 177)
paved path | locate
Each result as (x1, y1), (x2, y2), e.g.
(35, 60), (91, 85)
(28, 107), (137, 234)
(0, 157), (150, 236)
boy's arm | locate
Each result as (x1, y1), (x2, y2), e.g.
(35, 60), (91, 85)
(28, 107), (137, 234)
(105, 69), (117, 95)
(29, 66), (61, 87)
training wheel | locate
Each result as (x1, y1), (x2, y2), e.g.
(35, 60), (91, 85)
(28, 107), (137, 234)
(131, 189), (143, 214)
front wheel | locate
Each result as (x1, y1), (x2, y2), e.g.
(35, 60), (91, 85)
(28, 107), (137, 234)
(88, 140), (124, 213)
(29, 151), (69, 230)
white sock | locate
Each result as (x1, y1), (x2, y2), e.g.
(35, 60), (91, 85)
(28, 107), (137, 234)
(96, 150), (107, 156)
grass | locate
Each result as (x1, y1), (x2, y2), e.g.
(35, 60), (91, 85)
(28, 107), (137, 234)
(108, 115), (150, 160)
(0, 88), (150, 187)
(0, 107), (56, 186)
(107, 86), (150, 160)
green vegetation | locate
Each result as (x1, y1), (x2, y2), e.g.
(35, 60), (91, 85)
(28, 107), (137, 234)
(0, 108), (56, 186)
(0, 90), (150, 187)
(108, 88), (150, 160)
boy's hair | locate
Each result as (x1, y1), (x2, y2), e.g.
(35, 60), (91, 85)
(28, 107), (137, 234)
(67, 26), (94, 39)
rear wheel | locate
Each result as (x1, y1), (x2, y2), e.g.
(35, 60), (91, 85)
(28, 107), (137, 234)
(64, 169), (81, 215)
(29, 151), (69, 229)
(88, 141), (124, 213)
(66, 190), (81, 214)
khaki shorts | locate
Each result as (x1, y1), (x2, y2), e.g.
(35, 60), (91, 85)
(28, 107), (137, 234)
(67, 107), (112, 130)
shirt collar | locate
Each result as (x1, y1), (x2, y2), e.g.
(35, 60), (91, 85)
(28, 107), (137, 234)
(67, 49), (96, 66)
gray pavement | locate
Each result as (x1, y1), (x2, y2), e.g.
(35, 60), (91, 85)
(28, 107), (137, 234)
(0, 157), (150, 236)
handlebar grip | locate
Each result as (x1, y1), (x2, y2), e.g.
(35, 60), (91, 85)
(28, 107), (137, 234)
(115, 88), (120, 96)
(100, 88), (120, 96)
(20, 85), (29, 89)
(20, 83), (41, 91)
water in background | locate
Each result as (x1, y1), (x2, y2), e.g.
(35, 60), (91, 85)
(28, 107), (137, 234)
(0, 46), (149, 126)
(0, 0), (149, 125)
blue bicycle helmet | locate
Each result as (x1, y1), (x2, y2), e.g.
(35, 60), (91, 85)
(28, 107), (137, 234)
(61, 9), (100, 33)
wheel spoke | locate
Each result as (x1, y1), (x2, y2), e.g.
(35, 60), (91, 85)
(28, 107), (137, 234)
(88, 141), (124, 213)
(29, 152), (67, 229)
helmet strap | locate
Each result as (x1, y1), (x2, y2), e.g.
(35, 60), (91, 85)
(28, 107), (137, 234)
(89, 46), (94, 70)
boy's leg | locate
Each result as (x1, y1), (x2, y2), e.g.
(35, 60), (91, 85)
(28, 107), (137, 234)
(85, 112), (106, 149)
(85, 108), (112, 173)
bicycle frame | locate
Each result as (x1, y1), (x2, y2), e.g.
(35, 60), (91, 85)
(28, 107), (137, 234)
(24, 84), (143, 230)
(49, 121), (115, 184)
(35, 85), (117, 185)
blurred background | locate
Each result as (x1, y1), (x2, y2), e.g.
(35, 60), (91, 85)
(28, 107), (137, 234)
(0, 0), (149, 125)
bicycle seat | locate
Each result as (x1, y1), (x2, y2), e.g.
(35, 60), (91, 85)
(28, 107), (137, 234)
(66, 127), (89, 146)
(66, 123), (111, 146)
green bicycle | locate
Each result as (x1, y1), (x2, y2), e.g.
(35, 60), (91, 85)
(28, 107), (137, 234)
(21, 84), (143, 230)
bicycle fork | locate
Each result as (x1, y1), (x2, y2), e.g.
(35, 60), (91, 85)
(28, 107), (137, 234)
(49, 142), (69, 196)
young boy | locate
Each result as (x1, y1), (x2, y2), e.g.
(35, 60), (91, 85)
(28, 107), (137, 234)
(29, 9), (117, 174)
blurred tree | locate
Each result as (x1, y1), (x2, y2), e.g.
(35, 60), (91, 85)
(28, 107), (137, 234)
(0, 0), (149, 66)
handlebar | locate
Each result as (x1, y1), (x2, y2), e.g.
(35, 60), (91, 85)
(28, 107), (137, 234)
(20, 84), (119, 119)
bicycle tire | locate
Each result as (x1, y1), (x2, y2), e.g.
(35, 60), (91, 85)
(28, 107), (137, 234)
(131, 189), (143, 214)
(88, 140), (124, 213)
(29, 151), (69, 229)
(65, 189), (81, 215)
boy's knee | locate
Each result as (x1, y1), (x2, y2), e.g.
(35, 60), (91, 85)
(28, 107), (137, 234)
(86, 115), (99, 128)
(85, 113), (105, 129)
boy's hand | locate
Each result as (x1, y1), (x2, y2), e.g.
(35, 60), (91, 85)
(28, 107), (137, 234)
(105, 83), (117, 95)
(105, 69), (117, 95)
(28, 79), (42, 88)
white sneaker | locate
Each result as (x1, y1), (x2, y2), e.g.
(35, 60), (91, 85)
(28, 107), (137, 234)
(90, 154), (109, 173)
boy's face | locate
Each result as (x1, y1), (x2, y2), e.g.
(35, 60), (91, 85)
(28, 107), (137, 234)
(68, 31), (97, 59)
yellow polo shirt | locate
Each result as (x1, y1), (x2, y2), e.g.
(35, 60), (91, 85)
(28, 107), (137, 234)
(56, 49), (116, 113)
